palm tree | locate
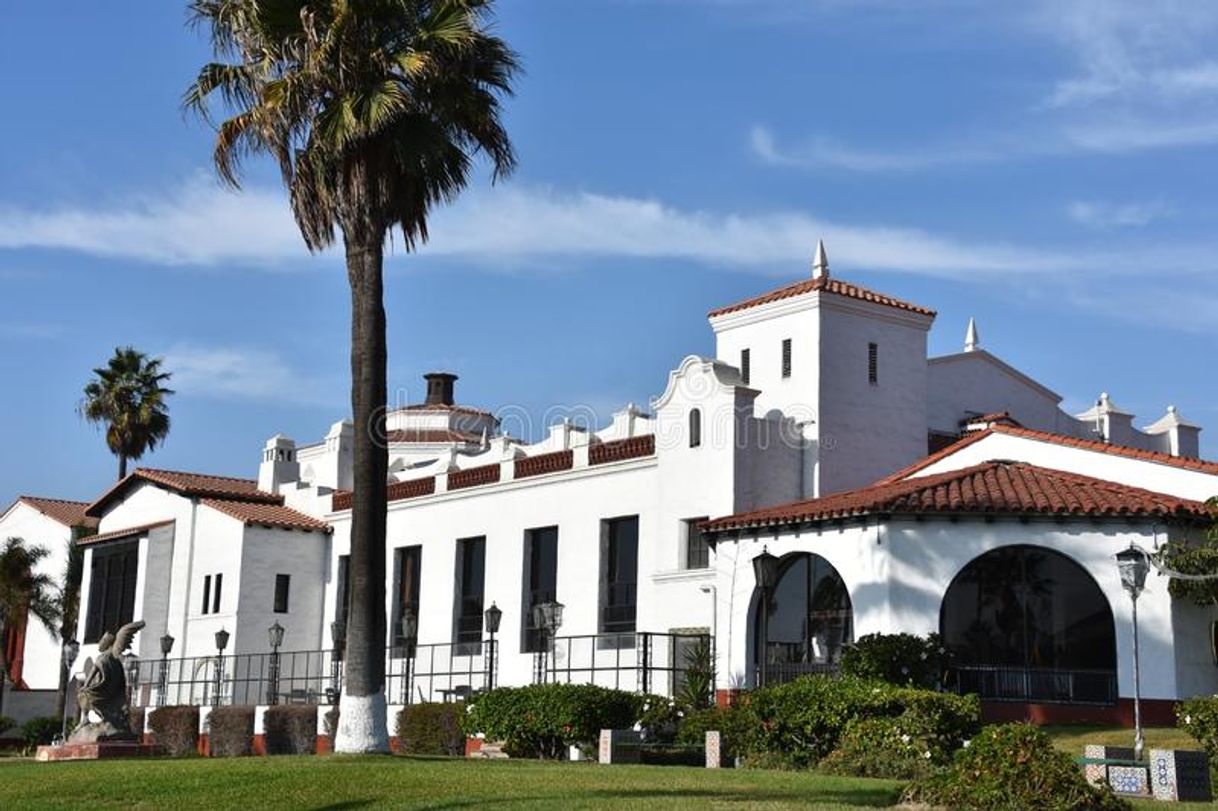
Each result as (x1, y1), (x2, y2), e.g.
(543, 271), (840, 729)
(186, 0), (517, 753)
(80, 347), (174, 479)
(54, 536), (85, 720)
(0, 538), (60, 717)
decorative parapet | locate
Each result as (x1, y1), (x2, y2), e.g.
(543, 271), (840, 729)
(589, 434), (656, 465)
(514, 450), (575, 480)
(448, 464), (501, 491)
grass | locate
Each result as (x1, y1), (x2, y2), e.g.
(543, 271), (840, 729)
(1043, 725), (1200, 754)
(0, 755), (904, 810)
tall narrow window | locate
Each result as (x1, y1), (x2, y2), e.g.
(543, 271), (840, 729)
(201, 575), (212, 615)
(684, 518), (710, 570)
(274, 574), (291, 614)
(212, 573), (223, 614)
(522, 527), (559, 653)
(740, 348), (751, 385)
(868, 342), (878, 384)
(454, 536), (486, 650)
(600, 517), (639, 636)
(84, 540), (139, 642)
(335, 555), (351, 630)
(392, 546), (422, 648)
(781, 338), (792, 379)
(689, 409), (702, 448)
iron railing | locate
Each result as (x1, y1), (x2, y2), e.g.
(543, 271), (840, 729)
(545, 632), (712, 699)
(951, 665), (1118, 705)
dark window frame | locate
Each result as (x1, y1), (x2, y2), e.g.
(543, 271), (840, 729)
(684, 517), (710, 570)
(273, 573), (291, 614)
(392, 545), (422, 649)
(453, 536), (487, 651)
(781, 338), (792, 379)
(201, 574), (212, 615)
(212, 573), (223, 615)
(689, 408), (702, 448)
(522, 526), (559, 653)
(868, 342), (878, 384)
(84, 540), (139, 643)
(741, 348), (751, 385)
(336, 555), (351, 630)
(600, 516), (639, 637)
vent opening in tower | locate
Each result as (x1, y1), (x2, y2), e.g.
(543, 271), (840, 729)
(424, 372), (458, 406)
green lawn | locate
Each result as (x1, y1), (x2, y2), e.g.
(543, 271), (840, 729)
(0, 755), (903, 810)
(1043, 725), (1200, 754)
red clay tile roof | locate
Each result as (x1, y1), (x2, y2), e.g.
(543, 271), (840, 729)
(201, 499), (331, 533)
(385, 429), (482, 444)
(11, 496), (98, 529)
(390, 403), (494, 418)
(880, 423), (1218, 485)
(703, 460), (1212, 533)
(708, 275), (936, 319)
(86, 468), (281, 517)
(959, 411), (1021, 429)
(589, 434), (656, 465)
(78, 520), (175, 546)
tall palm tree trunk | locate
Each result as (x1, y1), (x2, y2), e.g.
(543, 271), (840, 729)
(118, 454), (128, 480)
(334, 235), (391, 754)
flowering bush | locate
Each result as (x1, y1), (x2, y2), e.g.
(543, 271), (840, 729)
(462, 684), (640, 759)
(819, 715), (946, 780)
(637, 694), (684, 743)
(838, 632), (952, 689)
(904, 723), (1129, 810)
(1178, 695), (1218, 781)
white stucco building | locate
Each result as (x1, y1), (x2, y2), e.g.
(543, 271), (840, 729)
(20, 243), (1215, 724)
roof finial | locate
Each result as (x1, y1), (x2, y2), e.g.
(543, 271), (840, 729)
(812, 239), (829, 280)
(964, 317), (980, 352)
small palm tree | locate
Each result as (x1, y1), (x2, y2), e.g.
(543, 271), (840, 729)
(80, 347), (174, 479)
(187, 0), (518, 753)
(0, 538), (60, 717)
(54, 537), (85, 720)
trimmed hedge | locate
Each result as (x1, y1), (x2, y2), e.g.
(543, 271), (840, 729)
(838, 632), (951, 689)
(675, 705), (755, 761)
(463, 684), (641, 759)
(904, 723), (1130, 811)
(265, 705), (317, 755)
(208, 706), (254, 757)
(744, 675), (980, 769)
(129, 706), (146, 738)
(148, 706), (200, 757)
(21, 716), (60, 747)
(396, 703), (465, 756)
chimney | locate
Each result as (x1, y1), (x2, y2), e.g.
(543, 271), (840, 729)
(424, 372), (458, 406)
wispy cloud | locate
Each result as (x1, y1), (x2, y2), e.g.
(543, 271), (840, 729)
(749, 126), (1003, 172)
(164, 344), (341, 407)
(1066, 199), (1170, 229)
(0, 322), (62, 340)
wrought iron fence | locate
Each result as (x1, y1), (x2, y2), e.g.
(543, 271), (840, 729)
(543, 631), (712, 699)
(951, 665), (1118, 705)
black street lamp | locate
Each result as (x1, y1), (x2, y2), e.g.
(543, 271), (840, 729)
(267, 621), (285, 706)
(400, 607), (418, 705)
(60, 639), (80, 741)
(329, 621), (345, 705)
(213, 628), (230, 707)
(1117, 545), (1150, 761)
(753, 548), (780, 688)
(158, 634), (174, 708)
(484, 603), (502, 690)
(533, 601), (564, 684)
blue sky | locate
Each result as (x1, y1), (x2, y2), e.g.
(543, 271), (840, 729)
(2, 0), (1216, 506)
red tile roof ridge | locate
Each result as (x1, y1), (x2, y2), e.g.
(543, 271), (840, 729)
(200, 498), (331, 533)
(133, 467), (259, 486)
(708, 275), (936, 319)
(78, 519), (176, 545)
(10, 495), (99, 528)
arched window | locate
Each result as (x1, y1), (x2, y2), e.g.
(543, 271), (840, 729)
(689, 408), (702, 448)
(940, 545), (1117, 703)
(755, 553), (852, 683)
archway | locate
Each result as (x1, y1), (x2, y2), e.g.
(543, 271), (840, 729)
(940, 545), (1117, 703)
(754, 553), (853, 683)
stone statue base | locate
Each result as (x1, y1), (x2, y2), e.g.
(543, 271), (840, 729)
(36, 742), (165, 762)
(69, 721), (140, 744)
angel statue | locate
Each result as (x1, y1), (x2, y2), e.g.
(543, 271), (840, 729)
(70, 620), (145, 743)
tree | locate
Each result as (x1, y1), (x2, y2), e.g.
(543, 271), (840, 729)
(186, 0), (517, 753)
(54, 535), (85, 720)
(0, 537), (60, 717)
(80, 347), (174, 479)
(1155, 497), (1218, 607)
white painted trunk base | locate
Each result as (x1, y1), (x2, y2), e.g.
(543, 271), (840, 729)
(334, 689), (391, 754)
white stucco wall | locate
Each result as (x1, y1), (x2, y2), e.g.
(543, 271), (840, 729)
(235, 524), (328, 654)
(0, 502), (72, 690)
(928, 352), (1067, 434)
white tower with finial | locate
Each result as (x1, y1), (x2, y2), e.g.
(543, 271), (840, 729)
(964, 317), (980, 352)
(812, 239), (829, 280)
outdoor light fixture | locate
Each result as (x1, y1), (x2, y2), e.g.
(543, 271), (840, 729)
(267, 621), (286, 651)
(157, 635), (173, 708)
(267, 621), (285, 705)
(159, 634), (175, 657)
(753, 547), (780, 688)
(484, 603), (502, 690)
(214, 628), (230, 653)
(532, 601), (565, 684)
(212, 628), (229, 707)
(1116, 544), (1150, 761)
(398, 607), (420, 705)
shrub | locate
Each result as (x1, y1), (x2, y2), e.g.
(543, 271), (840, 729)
(148, 706), (200, 757)
(21, 717), (60, 747)
(839, 632), (951, 689)
(129, 706), (146, 737)
(207, 706), (254, 757)
(264, 705), (317, 755)
(905, 723), (1130, 811)
(820, 716), (940, 780)
(0, 715), (16, 736)
(463, 684), (641, 759)
(747, 675), (980, 768)
(1179, 696), (1218, 758)
(638, 695), (683, 743)
(675, 705), (756, 761)
(396, 703), (465, 756)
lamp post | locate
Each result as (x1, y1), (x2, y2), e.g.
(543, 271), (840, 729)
(122, 652), (139, 708)
(400, 607), (418, 705)
(329, 620), (345, 705)
(700, 584), (718, 700)
(267, 621), (285, 706)
(60, 639), (80, 742)
(158, 634), (174, 707)
(1117, 545), (1150, 761)
(213, 628), (230, 707)
(484, 603), (502, 690)
(752, 548), (780, 688)
(533, 601), (564, 684)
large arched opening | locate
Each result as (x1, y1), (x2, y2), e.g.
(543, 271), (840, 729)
(940, 544), (1117, 704)
(754, 552), (853, 684)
